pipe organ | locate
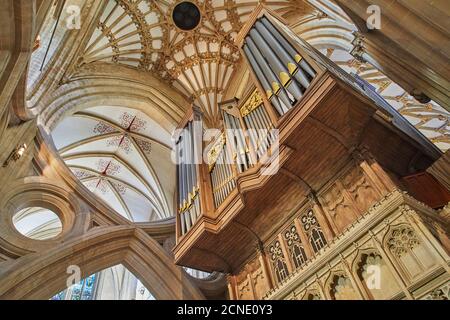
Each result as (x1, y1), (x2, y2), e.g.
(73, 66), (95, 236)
(173, 5), (449, 301)
(208, 134), (236, 208)
(242, 16), (316, 115)
(175, 109), (203, 236)
(239, 91), (277, 160)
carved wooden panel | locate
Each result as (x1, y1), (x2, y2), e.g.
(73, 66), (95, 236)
(321, 182), (356, 233)
(342, 166), (380, 213)
(251, 268), (268, 300)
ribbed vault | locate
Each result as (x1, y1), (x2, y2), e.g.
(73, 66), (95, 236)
(52, 105), (175, 222)
(291, 14), (450, 151)
(78, 0), (316, 126)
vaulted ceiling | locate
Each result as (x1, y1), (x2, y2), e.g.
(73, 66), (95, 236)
(79, 0), (315, 126)
(26, 0), (449, 225)
(52, 106), (175, 222)
(323, 49), (450, 151)
(13, 207), (62, 240)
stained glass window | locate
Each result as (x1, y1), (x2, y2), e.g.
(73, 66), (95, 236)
(51, 273), (97, 300)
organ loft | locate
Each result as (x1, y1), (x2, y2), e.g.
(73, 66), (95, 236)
(0, 0), (449, 301)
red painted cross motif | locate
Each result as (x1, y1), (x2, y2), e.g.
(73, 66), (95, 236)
(84, 179), (108, 194)
(96, 159), (121, 176)
(119, 112), (147, 132)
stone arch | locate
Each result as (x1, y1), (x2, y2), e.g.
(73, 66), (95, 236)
(32, 63), (190, 132)
(0, 225), (204, 300)
(0, 176), (90, 257)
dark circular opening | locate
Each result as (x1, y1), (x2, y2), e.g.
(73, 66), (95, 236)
(172, 2), (201, 31)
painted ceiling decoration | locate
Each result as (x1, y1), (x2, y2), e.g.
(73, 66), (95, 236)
(79, 0), (316, 126)
(279, 6), (450, 152)
(26, 0), (448, 228)
(52, 106), (175, 222)
(324, 49), (450, 152)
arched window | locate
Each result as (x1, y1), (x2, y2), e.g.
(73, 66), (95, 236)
(283, 224), (307, 269)
(51, 264), (155, 300)
(52, 274), (97, 300)
(310, 228), (327, 253)
(292, 245), (307, 268)
(300, 210), (327, 254)
(268, 240), (289, 283)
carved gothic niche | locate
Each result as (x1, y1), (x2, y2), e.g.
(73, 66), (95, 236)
(299, 210), (327, 254)
(355, 251), (401, 299)
(385, 224), (438, 282)
(328, 273), (359, 300)
(303, 290), (322, 300)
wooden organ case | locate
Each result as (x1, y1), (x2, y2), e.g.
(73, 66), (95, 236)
(172, 5), (450, 300)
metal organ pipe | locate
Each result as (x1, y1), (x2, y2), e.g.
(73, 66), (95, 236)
(245, 39), (292, 114)
(186, 122), (196, 225)
(215, 156), (223, 205)
(260, 17), (316, 79)
(246, 111), (264, 157)
(254, 21), (311, 90)
(232, 116), (249, 172)
(218, 154), (226, 204)
(255, 107), (275, 143)
(248, 29), (304, 102)
(243, 45), (285, 116)
(176, 141), (186, 235)
(212, 166), (219, 206)
(243, 116), (259, 155)
(178, 137), (187, 234)
(177, 115), (204, 235)
(181, 132), (192, 231)
(224, 114), (243, 172)
(192, 118), (201, 219)
(220, 160), (227, 203)
(252, 109), (270, 156)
